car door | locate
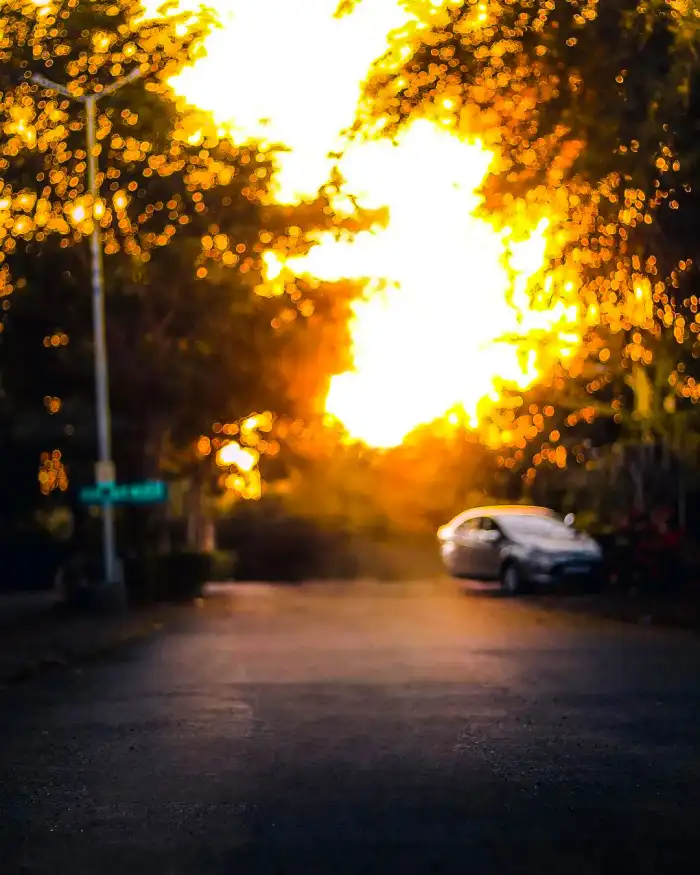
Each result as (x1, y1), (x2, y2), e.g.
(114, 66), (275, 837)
(449, 517), (484, 577)
(477, 516), (503, 579)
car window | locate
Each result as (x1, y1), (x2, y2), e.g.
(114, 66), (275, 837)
(497, 514), (571, 539)
(480, 517), (501, 533)
(456, 517), (481, 533)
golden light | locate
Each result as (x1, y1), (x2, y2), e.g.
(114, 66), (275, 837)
(153, 1), (598, 448)
(266, 120), (582, 446)
(164, 0), (459, 202)
(217, 440), (259, 472)
(12, 215), (33, 235)
(69, 203), (86, 224)
(92, 31), (112, 53)
(196, 435), (212, 457)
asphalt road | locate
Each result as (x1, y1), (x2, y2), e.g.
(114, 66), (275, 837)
(2, 581), (700, 874)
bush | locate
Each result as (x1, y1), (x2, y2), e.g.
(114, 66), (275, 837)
(219, 510), (357, 582)
(158, 552), (210, 602)
(0, 531), (66, 591)
(124, 551), (211, 605)
(123, 554), (161, 606)
(208, 550), (237, 582)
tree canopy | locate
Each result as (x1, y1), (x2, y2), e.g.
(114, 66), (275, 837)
(0, 0), (349, 516)
(4, 0), (700, 538)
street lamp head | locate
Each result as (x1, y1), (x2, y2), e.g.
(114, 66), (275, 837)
(31, 65), (145, 101)
(125, 65), (145, 83)
(97, 65), (145, 97)
(31, 72), (74, 98)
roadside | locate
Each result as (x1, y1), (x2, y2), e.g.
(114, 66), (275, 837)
(0, 589), (59, 628)
(531, 589), (700, 632)
(0, 597), (198, 688)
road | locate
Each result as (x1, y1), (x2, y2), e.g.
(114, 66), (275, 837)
(2, 580), (700, 873)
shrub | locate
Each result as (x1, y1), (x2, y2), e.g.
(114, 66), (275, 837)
(123, 554), (161, 606)
(124, 551), (211, 604)
(208, 550), (237, 582)
(0, 531), (66, 591)
(157, 552), (210, 602)
(219, 510), (357, 582)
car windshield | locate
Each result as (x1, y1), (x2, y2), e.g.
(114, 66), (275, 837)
(497, 514), (572, 539)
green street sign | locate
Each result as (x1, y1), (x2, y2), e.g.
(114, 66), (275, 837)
(79, 480), (168, 506)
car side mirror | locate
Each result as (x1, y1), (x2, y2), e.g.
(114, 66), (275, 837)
(564, 513), (575, 528)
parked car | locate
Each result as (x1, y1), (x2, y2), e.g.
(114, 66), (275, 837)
(437, 505), (603, 595)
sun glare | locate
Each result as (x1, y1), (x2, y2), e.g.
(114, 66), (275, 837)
(157, 0), (587, 446)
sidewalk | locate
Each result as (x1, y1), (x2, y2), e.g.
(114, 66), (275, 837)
(0, 599), (195, 688)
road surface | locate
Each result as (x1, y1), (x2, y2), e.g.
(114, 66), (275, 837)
(2, 581), (700, 873)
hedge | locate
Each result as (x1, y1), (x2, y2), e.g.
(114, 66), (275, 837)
(124, 551), (211, 605)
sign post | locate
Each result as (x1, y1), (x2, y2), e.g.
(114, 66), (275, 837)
(95, 460), (116, 485)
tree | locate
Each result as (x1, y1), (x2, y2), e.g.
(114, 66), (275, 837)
(349, 0), (700, 517)
(0, 0), (342, 538)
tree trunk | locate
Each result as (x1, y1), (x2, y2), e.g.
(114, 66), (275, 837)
(185, 472), (203, 551)
(143, 419), (171, 553)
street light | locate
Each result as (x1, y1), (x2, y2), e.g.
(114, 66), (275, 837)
(32, 67), (144, 593)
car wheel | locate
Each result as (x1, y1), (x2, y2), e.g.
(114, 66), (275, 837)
(501, 563), (524, 596)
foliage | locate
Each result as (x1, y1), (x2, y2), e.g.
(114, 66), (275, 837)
(6, 0), (700, 549)
(348, 0), (700, 518)
(123, 550), (209, 604)
(0, 0), (345, 517)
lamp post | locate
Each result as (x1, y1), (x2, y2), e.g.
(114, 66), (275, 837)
(32, 67), (143, 593)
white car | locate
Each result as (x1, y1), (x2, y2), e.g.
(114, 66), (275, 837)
(438, 505), (603, 595)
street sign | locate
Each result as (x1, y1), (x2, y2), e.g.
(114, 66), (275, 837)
(95, 460), (116, 485)
(79, 480), (168, 506)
